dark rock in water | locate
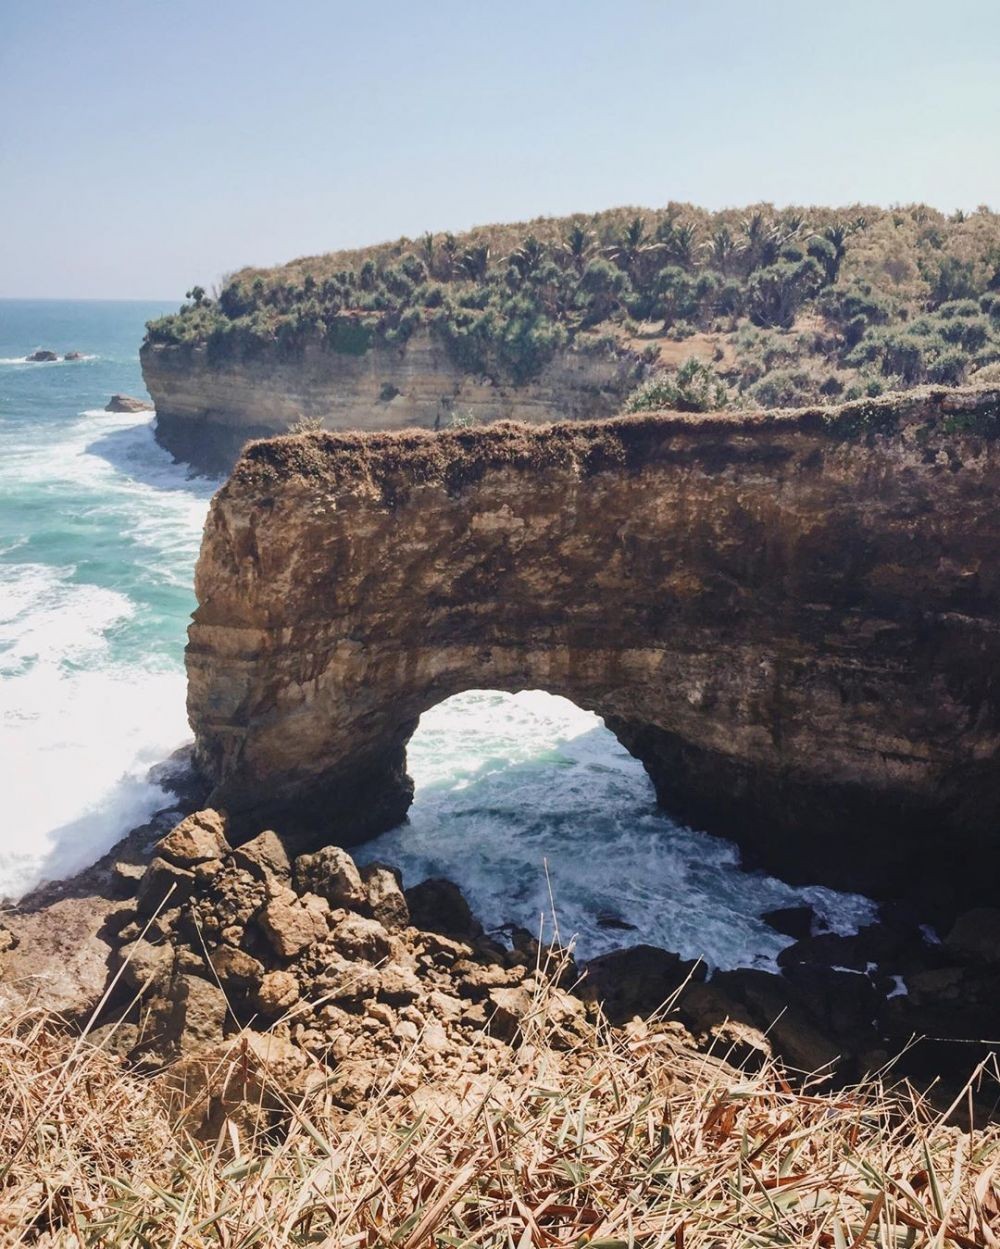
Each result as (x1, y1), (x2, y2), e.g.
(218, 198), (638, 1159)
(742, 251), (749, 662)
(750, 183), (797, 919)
(762, 905), (815, 941)
(581, 944), (705, 1021)
(105, 393), (154, 413)
(26, 349), (58, 362)
(944, 907), (1000, 964)
(64, 351), (83, 361)
(595, 911), (638, 931)
(405, 877), (481, 940)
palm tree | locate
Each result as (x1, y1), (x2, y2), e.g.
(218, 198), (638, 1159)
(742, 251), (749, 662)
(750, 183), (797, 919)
(559, 224), (596, 273)
(704, 226), (735, 275)
(458, 244), (491, 282)
(508, 234), (546, 279)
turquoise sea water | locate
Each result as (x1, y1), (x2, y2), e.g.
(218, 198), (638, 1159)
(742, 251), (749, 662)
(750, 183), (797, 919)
(0, 299), (875, 966)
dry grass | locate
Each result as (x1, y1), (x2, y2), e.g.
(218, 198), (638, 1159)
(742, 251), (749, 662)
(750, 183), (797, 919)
(1, 984), (999, 1248)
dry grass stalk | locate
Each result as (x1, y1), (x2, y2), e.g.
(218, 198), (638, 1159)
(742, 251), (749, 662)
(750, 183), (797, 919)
(0, 974), (998, 1248)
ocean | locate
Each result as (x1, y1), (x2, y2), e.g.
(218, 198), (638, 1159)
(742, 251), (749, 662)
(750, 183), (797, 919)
(0, 299), (875, 967)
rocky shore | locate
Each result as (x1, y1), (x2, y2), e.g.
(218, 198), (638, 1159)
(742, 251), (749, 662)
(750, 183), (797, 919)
(2, 807), (997, 1132)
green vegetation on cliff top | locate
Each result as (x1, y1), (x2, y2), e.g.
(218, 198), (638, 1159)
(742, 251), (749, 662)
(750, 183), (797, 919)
(146, 202), (1000, 404)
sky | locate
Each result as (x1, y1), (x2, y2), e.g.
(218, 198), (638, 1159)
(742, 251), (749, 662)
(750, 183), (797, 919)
(1, 0), (999, 300)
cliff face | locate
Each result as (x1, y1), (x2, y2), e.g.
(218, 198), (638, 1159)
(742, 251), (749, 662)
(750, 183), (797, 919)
(187, 387), (1000, 900)
(143, 331), (639, 475)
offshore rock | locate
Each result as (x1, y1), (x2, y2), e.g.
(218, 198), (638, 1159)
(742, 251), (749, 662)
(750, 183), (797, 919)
(187, 387), (1000, 901)
(105, 392), (154, 413)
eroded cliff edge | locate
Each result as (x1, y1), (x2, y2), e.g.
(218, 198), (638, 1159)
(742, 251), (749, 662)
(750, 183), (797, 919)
(187, 386), (1000, 901)
(143, 330), (640, 475)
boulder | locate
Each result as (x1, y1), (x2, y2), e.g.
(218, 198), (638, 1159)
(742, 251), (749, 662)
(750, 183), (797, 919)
(405, 878), (480, 940)
(143, 973), (228, 1061)
(761, 905), (815, 941)
(295, 846), (366, 908)
(232, 829), (292, 883)
(63, 351), (83, 361)
(209, 945), (265, 989)
(161, 1032), (317, 1142)
(105, 393), (153, 413)
(157, 809), (229, 868)
(116, 938), (174, 994)
(136, 856), (195, 918)
(328, 913), (392, 963)
(581, 945), (705, 1022)
(944, 908), (1000, 964)
(27, 349), (58, 362)
(362, 862), (409, 929)
(256, 890), (328, 959)
(254, 969), (300, 1015)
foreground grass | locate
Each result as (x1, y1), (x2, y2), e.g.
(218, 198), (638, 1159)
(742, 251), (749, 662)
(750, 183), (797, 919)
(1, 992), (999, 1247)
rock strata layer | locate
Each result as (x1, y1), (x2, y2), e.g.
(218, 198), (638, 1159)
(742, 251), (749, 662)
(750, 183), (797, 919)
(142, 331), (640, 474)
(188, 386), (1000, 901)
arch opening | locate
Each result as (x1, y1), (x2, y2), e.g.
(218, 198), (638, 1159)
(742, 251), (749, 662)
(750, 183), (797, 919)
(352, 689), (876, 969)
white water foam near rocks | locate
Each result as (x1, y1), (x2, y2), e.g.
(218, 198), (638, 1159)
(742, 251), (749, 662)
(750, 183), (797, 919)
(0, 300), (876, 963)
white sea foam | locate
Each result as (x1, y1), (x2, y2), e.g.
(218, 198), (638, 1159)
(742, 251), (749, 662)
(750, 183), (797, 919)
(357, 690), (878, 969)
(0, 406), (214, 899)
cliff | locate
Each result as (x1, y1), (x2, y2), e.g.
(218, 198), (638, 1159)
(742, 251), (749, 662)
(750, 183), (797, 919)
(186, 386), (1000, 901)
(142, 331), (639, 474)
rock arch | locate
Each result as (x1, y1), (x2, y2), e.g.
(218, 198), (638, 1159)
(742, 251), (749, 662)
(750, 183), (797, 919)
(187, 388), (1000, 899)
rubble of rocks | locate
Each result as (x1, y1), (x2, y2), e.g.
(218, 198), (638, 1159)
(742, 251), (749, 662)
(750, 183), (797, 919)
(95, 810), (592, 1127)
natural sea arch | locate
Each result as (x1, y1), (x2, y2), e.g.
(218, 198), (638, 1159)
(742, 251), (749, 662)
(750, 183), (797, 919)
(186, 389), (1000, 900)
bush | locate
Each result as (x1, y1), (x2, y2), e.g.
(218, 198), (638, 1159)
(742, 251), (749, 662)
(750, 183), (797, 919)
(624, 357), (729, 413)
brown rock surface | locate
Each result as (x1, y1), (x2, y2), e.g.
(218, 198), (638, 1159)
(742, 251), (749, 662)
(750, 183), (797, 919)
(186, 386), (1000, 900)
(143, 330), (638, 474)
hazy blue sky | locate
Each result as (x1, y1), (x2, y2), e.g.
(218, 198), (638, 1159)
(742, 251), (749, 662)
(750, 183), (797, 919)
(2, 0), (999, 299)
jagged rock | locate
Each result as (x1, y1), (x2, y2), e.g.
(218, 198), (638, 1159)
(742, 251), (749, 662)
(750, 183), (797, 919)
(209, 945), (265, 989)
(944, 908), (1000, 964)
(581, 945), (705, 1022)
(116, 938), (173, 993)
(328, 913), (391, 962)
(761, 905), (815, 941)
(362, 862), (409, 930)
(232, 829), (291, 882)
(295, 846), (366, 908)
(326, 1058), (375, 1109)
(110, 859), (146, 898)
(0, 896), (130, 1019)
(453, 960), (525, 1000)
(162, 1032), (317, 1141)
(405, 878), (480, 940)
(27, 349), (58, 362)
(136, 857), (196, 918)
(254, 970), (300, 1015)
(105, 393), (153, 413)
(416, 931), (474, 965)
(143, 973), (229, 1061)
(315, 958), (380, 1004)
(64, 351), (83, 361)
(157, 809), (229, 867)
(377, 963), (422, 1005)
(257, 889), (328, 958)
(186, 387), (1000, 903)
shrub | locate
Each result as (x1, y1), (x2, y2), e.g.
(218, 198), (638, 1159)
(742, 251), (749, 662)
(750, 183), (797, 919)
(624, 357), (729, 413)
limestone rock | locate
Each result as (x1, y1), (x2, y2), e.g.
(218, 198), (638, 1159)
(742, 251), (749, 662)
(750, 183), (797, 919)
(257, 890), (327, 959)
(295, 846), (365, 908)
(209, 945), (265, 989)
(362, 862), (409, 930)
(254, 969), (300, 1015)
(405, 878), (480, 940)
(233, 829), (292, 883)
(116, 938), (174, 993)
(162, 1032), (317, 1141)
(136, 857), (195, 918)
(328, 913), (391, 963)
(143, 973), (228, 1060)
(944, 908), (1000, 964)
(157, 809), (229, 867)
(185, 386), (1000, 901)
(105, 393), (153, 413)
(377, 963), (422, 1005)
